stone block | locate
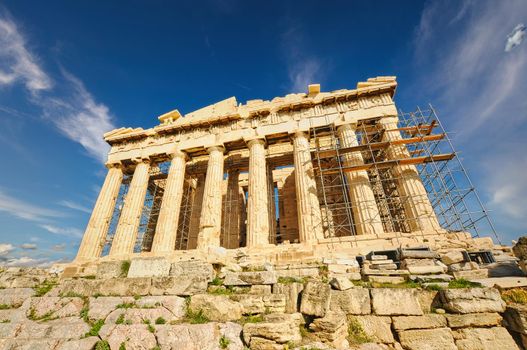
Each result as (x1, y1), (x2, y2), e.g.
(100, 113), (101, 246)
(223, 271), (277, 286)
(88, 296), (135, 320)
(371, 255), (388, 261)
(398, 327), (457, 350)
(452, 269), (489, 279)
(330, 276), (353, 290)
(27, 297), (84, 319)
(96, 261), (125, 279)
(440, 287), (505, 314)
(448, 261), (479, 272)
(46, 317), (90, 339)
(98, 277), (152, 296)
(155, 322), (243, 350)
(135, 295), (186, 317)
(0, 288), (34, 307)
(273, 282), (304, 313)
(401, 258), (436, 267)
(329, 288), (371, 315)
(406, 265), (445, 275)
(102, 324), (157, 350)
(370, 263), (397, 270)
(503, 304), (527, 335)
(56, 336), (99, 350)
(170, 260), (214, 281)
(105, 307), (181, 324)
(453, 327), (520, 350)
(392, 314), (446, 331)
(446, 312), (502, 328)
(367, 275), (405, 284)
(127, 257), (171, 278)
(150, 276), (208, 296)
(300, 281), (331, 317)
(351, 315), (394, 343)
(243, 312), (303, 346)
(370, 288), (423, 316)
(441, 251), (465, 265)
(415, 290), (441, 313)
(189, 294), (242, 321)
(400, 250), (439, 259)
(409, 274), (452, 282)
(309, 311), (349, 348)
(250, 285), (272, 295)
(230, 294), (286, 315)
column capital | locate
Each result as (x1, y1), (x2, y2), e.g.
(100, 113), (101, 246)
(131, 157), (151, 165)
(245, 137), (266, 148)
(206, 145), (225, 154)
(288, 130), (309, 141)
(104, 161), (123, 170)
(335, 122), (358, 134)
(167, 149), (187, 161)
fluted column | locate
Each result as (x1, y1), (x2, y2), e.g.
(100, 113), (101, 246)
(151, 151), (187, 253)
(267, 164), (277, 244)
(292, 131), (323, 243)
(337, 124), (385, 236)
(76, 163), (123, 261)
(109, 158), (151, 256)
(197, 146), (225, 249)
(379, 116), (441, 232)
(246, 138), (270, 247)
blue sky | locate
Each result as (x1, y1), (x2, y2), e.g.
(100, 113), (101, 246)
(0, 0), (526, 266)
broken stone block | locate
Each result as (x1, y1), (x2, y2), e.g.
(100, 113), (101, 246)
(309, 311), (349, 348)
(371, 288), (423, 316)
(230, 294), (286, 315)
(351, 315), (394, 343)
(102, 324), (158, 350)
(250, 285), (272, 295)
(329, 288), (371, 315)
(150, 276), (207, 296)
(440, 287), (505, 314)
(27, 296), (84, 319)
(273, 282), (303, 313)
(189, 294), (242, 321)
(127, 257), (171, 278)
(46, 317), (91, 339)
(398, 327), (457, 350)
(406, 265), (446, 275)
(503, 304), (527, 335)
(401, 258), (436, 268)
(330, 276), (353, 290)
(88, 296), (135, 320)
(135, 295), (186, 318)
(155, 323), (227, 349)
(0, 288), (34, 307)
(170, 260), (214, 281)
(106, 307), (181, 324)
(400, 250), (440, 259)
(300, 281), (331, 317)
(392, 314), (446, 331)
(223, 271), (277, 286)
(453, 327), (520, 350)
(367, 275), (406, 284)
(447, 261), (479, 272)
(96, 261), (126, 279)
(446, 312), (502, 328)
(242, 312), (303, 347)
(441, 251), (465, 265)
(56, 336), (99, 350)
(452, 269), (489, 279)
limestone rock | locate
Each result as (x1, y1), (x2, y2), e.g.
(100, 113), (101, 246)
(447, 262), (479, 272)
(155, 323), (219, 350)
(243, 312), (303, 346)
(0, 323), (22, 338)
(351, 315), (394, 343)
(98, 277), (152, 296)
(230, 294), (286, 315)
(300, 281), (331, 317)
(329, 277), (353, 290)
(415, 290), (441, 314)
(46, 317), (91, 339)
(150, 276), (208, 296)
(219, 322), (245, 350)
(329, 288), (371, 315)
(27, 296), (84, 319)
(56, 336), (99, 350)
(440, 288), (505, 314)
(250, 285), (272, 295)
(189, 294), (242, 321)
(406, 265), (445, 275)
(398, 327), (457, 350)
(135, 295), (186, 318)
(446, 312), (502, 328)
(513, 237), (527, 260)
(96, 261), (126, 279)
(453, 327), (519, 350)
(441, 251), (465, 265)
(371, 289), (423, 316)
(0, 288), (34, 307)
(400, 250), (440, 259)
(170, 260), (214, 281)
(367, 275), (405, 284)
(127, 257), (171, 278)
(88, 296), (135, 320)
(309, 311), (349, 348)
(223, 271), (277, 286)
(503, 304), (527, 335)
(392, 314), (446, 331)
(106, 307), (181, 324)
(452, 269), (489, 279)
(273, 282), (304, 313)
(102, 324), (158, 350)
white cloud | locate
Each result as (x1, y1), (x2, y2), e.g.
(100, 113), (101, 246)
(0, 11), (116, 164)
(52, 243), (66, 251)
(39, 224), (83, 238)
(505, 24), (526, 52)
(0, 188), (63, 221)
(0, 243), (14, 256)
(288, 58), (322, 93)
(20, 243), (37, 250)
(411, 0), (527, 237)
(0, 14), (52, 93)
(59, 200), (92, 214)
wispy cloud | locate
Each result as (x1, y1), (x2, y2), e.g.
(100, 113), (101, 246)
(410, 0), (527, 237)
(0, 243), (14, 256)
(505, 24), (526, 52)
(20, 243), (37, 250)
(59, 200), (92, 214)
(0, 11), (116, 163)
(0, 188), (63, 221)
(0, 12), (52, 93)
(39, 224), (83, 238)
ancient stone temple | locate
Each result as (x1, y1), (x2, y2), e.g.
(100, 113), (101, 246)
(73, 76), (462, 266)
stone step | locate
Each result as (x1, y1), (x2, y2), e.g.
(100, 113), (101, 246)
(409, 274), (453, 282)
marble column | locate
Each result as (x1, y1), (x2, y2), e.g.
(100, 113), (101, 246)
(109, 158), (151, 256)
(292, 131), (323, 243)
(246, 138), (270, 247)
(196, 146), (225, 249)
(379, 116), (441, 232)
(151, 151), (187, 253)
(222, 169), (241, 249)
(266, 164), (277, 244)
(337, 123), (385, 236)
(76, 163), (123, 261)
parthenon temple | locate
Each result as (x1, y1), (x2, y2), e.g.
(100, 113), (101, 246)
(74, 76), (471, 265)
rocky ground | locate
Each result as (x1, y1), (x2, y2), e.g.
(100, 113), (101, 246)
(2, 246), (527, 349)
